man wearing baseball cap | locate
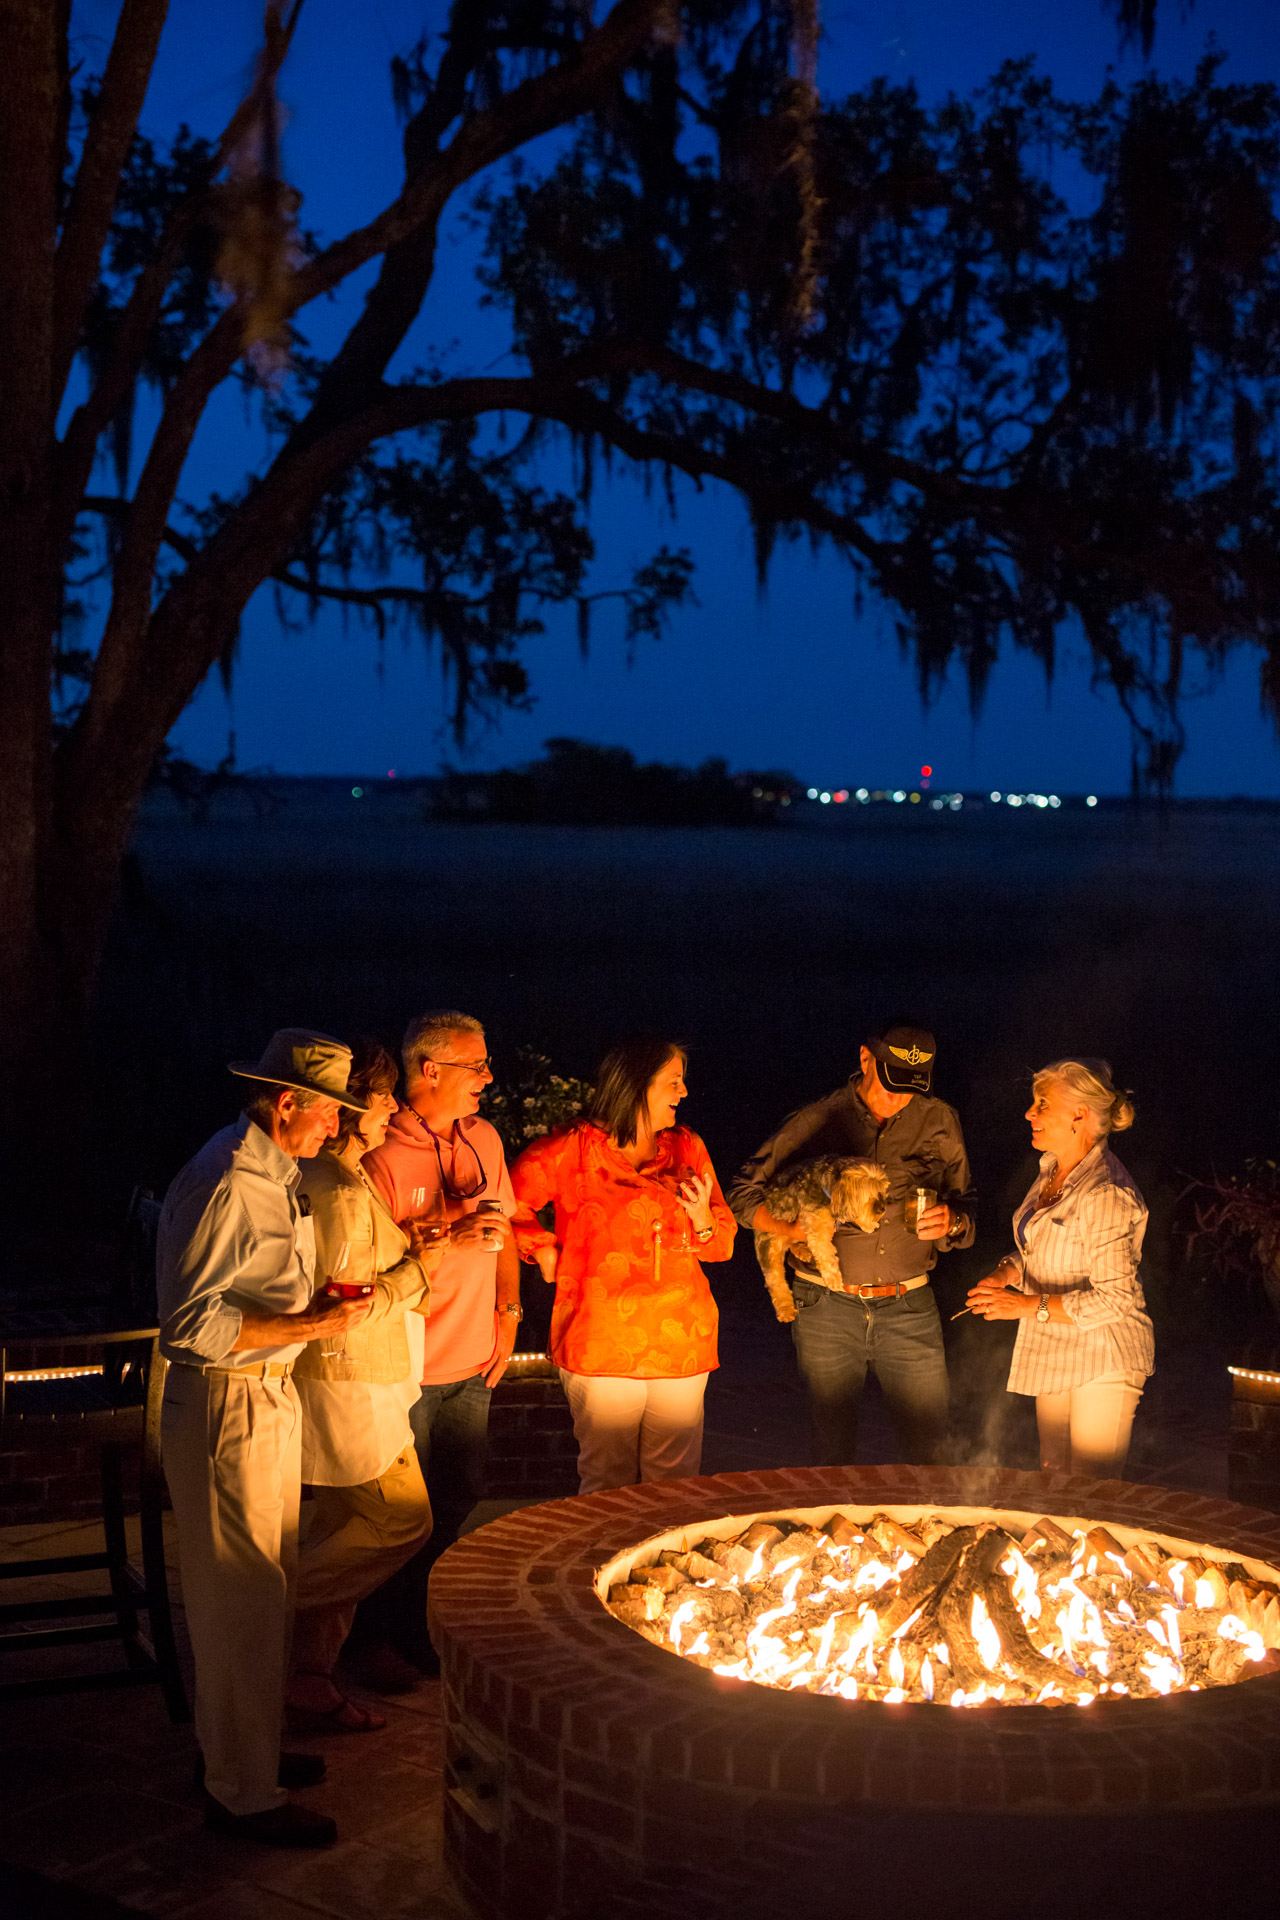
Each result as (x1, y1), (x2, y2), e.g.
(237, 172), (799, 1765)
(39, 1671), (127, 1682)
(158, 1030), (377, 1849)
(728, 1022), (974, 1466)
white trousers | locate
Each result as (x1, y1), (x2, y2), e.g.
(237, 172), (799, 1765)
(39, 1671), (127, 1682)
(560, 1370), (709, 1495)
(1035, 1369), (1145, 1478)
(161, 1366), (301, 1816)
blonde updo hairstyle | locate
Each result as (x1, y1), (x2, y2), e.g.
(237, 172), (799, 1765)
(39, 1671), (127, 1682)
(1034, 1057), (1135, 1141)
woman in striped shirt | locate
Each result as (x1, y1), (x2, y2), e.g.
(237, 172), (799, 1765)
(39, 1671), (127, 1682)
(966, 1059), (1153, 1477)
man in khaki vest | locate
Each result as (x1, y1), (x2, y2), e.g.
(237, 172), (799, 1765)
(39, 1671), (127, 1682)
(158, 1031), (372, 1849)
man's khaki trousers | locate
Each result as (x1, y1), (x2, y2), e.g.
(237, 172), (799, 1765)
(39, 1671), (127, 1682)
(161, 1365), (301, 1816)
(292, 1444), (432, 1675)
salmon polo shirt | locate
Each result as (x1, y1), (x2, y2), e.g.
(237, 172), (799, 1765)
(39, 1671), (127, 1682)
(364, 1106), (515, 1386)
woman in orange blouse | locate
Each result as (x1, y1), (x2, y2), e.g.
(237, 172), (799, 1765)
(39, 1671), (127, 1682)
(511, 1038), (736, 1493)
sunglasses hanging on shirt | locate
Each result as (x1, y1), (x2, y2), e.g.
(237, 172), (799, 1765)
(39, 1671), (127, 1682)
(412, 1113), (488, 1202)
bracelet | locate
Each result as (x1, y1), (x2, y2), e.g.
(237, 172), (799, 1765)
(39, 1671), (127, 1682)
(695, 1224), (714, 1243)
(499, 1303), (523, 1321)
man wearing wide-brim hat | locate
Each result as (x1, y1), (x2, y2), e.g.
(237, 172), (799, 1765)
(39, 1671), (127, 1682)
(158, 1030), (374, 1850)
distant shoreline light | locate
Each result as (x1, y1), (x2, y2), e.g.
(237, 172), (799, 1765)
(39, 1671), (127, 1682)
(805, 787), (1083, 809)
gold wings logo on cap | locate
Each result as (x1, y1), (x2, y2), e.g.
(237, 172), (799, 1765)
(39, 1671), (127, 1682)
(889, 1043), (933, 1066)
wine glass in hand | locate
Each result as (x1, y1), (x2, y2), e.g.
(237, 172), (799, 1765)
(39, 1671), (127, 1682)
(320, 1243), (374, 1349)
(415, 1188), (450, 1248)
(319, 1243), (351, 1358)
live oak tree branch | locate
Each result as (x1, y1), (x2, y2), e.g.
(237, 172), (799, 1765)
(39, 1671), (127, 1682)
(51, 0), (171, 399)
(0, 0), (1272, 1185)
(70, 0), (675, 775)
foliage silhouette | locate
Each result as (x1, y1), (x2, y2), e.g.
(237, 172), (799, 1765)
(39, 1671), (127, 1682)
(434, 737), (799, 825)
(1, 0), (1275, 1177)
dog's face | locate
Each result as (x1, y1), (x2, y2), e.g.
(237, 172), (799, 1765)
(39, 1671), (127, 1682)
(829, 1162), (891, 1233)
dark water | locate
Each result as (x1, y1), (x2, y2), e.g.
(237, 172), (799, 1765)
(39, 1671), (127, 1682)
(104, 792), (1280, 1470)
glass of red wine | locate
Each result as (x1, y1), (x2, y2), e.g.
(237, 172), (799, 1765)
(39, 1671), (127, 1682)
(320, 1243), (373, 1356)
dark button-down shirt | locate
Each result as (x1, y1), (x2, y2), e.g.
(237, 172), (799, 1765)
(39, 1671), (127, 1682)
(728, 1080), (976, 1290)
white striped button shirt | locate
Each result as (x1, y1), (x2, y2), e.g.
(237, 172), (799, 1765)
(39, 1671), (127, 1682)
(1004, 1143), (1154, 1395)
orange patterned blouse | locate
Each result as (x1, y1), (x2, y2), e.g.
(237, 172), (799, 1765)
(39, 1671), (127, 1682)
(510, 1123), (736, 1379)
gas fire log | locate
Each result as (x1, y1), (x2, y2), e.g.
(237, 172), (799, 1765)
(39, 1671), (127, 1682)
(608, 1581), (664, 1626)
(636, 1563), (689, 1594)
(879, 1526), (979, 1637)
(712, 1541), (759, 1580)
(867, 1516), (927, 1561)
(936, 1529), (1011, 1692)
(1023, 1517), (1073, 1555)
(1196, 1566), (1230, 1609)
(932, 1528), (1074, 1698)
(740, 1522), (786, 1554)
(1021, 1518), (1075, 1575)
(1085, 1525), (1173, 1592)
(769, 1529), (826, 1569)
(825, 1515), (865, 1549)
(977, 1535), (1078, 1692)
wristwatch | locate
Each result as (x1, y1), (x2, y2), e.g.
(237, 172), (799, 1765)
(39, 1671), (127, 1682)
(695, 1225), (714, 1243)
(499, 1303), (523, 1321)
(1035, 1296), (1050, 1323)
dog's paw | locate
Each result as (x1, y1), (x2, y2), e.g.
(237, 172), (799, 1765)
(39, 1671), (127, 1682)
(771, 1295), (798, 1324)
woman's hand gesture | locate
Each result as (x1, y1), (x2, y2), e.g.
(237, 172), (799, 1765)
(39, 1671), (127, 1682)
(966, 1261), (1027, 1320)
(677, 1170), (715, 1237)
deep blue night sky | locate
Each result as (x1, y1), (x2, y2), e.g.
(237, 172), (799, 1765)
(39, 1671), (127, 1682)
(78, 1), (1280, 793)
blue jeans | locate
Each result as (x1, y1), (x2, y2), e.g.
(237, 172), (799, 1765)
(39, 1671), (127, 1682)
(790, 1278), (951, 1466)
(354, 1371), (491, 1658)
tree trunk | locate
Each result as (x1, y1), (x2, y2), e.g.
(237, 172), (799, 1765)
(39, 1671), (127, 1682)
(0, 1), (66, 1192)
(0, 786), (133, 1218)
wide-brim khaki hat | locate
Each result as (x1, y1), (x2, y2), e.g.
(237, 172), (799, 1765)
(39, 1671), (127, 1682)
(229, 1028), (368, 1111)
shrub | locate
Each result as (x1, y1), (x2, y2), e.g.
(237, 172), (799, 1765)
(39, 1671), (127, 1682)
(484, 1048), (591, 1157)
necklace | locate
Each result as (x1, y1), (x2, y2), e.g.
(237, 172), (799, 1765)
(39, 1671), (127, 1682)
(1041, 1164), (1075, 1204)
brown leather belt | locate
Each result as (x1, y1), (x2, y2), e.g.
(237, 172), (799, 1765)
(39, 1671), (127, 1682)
(839, 1274), (929, 1300)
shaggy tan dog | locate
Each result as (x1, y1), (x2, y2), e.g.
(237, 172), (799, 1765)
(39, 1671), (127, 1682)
(754, 1156), (891, 1322)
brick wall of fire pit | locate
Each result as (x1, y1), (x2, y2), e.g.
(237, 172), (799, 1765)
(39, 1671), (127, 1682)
(429, 1466), (1280, 1920)
(485, 1356), (578, 1504)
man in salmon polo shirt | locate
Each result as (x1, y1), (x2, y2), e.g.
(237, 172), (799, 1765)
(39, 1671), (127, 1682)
(361, 1009), (521, 1671)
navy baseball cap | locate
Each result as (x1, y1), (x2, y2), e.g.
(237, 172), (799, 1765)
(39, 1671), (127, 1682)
(869, 1025), (936, 1094)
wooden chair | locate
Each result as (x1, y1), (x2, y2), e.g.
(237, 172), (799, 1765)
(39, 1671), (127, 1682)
(0, 1196), (190, 1721)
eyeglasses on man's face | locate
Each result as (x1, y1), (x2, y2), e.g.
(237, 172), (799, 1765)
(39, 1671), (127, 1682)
(425, 1055), (493, 1077)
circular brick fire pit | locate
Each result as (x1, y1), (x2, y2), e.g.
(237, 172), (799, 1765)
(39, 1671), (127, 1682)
(430, 1467), (1280, 1920)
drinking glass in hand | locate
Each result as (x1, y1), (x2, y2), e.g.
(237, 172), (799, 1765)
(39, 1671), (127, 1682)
(320, 1243), (373, 1355)
(906, 1187), (937, 1235)
(412, 1186), (450, 1247)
